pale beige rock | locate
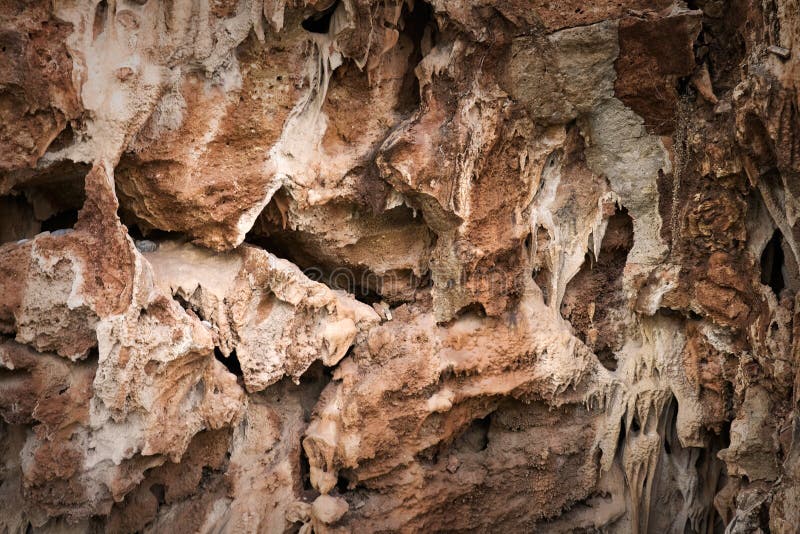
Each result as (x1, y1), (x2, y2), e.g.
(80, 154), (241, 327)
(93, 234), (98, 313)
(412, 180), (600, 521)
(145, 240), (379, 391)
(312, 495), (349, 524)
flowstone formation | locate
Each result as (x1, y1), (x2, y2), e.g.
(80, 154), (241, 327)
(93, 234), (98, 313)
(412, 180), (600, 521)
(1, 0), (799, 532)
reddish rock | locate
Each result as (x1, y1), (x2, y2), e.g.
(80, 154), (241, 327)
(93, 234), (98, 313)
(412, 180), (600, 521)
(0, 0), (798, 532)
(615, 10), (702, 134)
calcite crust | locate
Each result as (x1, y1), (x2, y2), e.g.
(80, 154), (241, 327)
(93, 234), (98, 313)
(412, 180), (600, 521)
(1, 0), (800, 533)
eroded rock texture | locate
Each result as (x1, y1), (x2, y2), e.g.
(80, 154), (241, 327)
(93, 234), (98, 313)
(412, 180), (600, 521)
(1, 0), (799, 532)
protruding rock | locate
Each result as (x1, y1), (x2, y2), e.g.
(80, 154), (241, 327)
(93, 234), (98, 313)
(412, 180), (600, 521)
(312, 495), (349, 524)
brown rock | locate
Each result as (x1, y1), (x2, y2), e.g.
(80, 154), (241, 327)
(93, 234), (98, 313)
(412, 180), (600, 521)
(0, 0), (798, 532)
(615, 10), (702, 134)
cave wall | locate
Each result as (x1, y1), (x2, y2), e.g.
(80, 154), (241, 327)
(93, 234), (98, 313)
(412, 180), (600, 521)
(1, 0), (800, 532)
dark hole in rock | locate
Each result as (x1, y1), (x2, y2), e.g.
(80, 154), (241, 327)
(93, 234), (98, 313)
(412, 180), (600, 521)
(631, 415), (641, 433)
(760, 229), (785, 296)
(561, 207), (633, 357)
(396, 0), (434, 112)
(214, 347), (243, 378)
(454, 413), (491, 453)
(299, 447), (315, 494)
(336, 473), (350, 493)
(301, 0), (340, 34)
(121, 221), (186, 243)
(695, 448), (706, 468)
(291, 361), (336, 423)
(41, 208), (79, 233)
(0, 196), (39, 244)
(595, 346), (618, 372)
(200, 466), (214, 487)
(351, 283), (383, 306)
(615, 419), (627, 459)
(455, 302), (487, 319)
(149, 483), (166, 506)
(93, 0), (108, 40)
(663, 396), (679, 456)
(47, 123), (75, 153)
(302, 266), (324, 283)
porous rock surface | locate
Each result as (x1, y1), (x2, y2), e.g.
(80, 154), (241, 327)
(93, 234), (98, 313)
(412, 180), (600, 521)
(1, 0), (799, 532)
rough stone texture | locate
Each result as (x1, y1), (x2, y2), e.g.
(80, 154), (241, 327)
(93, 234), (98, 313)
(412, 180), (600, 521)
(144, 240), (378, 392)
(0, 0), (799, 532)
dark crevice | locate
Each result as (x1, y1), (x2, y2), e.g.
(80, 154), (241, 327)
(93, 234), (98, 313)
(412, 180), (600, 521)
(595, 347), (618, 372)
(336, 472), (350, 493)
(454, 302), (487, 320)
(646, 396), (730, 533)
(454, 413), (491, 453)
(695, 448), (706, 469)
(349, 284), (383, 306)
(149, 484), (166, 506)
(302, 262), (387, 304)
(296, 360), (334, 423)
(85, 346), (100, 364)
(301, 0), (340, 34)
(15, 162), (89, 224)
(300, 358), (334, 384)
(93, 0), (108, 40)
(676, 73), (694, 99)
(299, 447), (315, 494)
(172, 293), (205, 322)
(532, 226), (553, 305)
(630, 414), (641, 433)
(0, 366), (32, 382)
(46, 122), (75, 153)
(437, 302), (487, 328)
(121, 221), (186, 244)
(718, 419), (732, 452)
(246, 199), (429, 306)
(615, 420), (627, 462)
(664, 396), (679, 455)
(302, 266), (324, 283)
(0, 195), (39, 244)
(397, 0), (434, 112)
(760, 229), (786, 296)
(561, 207), (633, 363)
(40, 208), (79, 233)
(200, 466), (214, 487)
(677, 17), (707, 99)
(417, 412), (492, 469)
(214, 347), (243, 378)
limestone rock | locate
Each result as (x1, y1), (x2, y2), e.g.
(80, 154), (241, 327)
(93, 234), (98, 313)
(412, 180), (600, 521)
(312, 495), (349, 524)
(145, 240), (379, 391)
(0, 0), (799, 532)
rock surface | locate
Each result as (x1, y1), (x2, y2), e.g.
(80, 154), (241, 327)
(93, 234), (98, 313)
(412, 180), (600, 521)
(0, 0), (799, 532)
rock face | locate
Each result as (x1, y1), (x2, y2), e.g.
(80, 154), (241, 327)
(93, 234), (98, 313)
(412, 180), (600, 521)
(0, 0), (799, 532)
